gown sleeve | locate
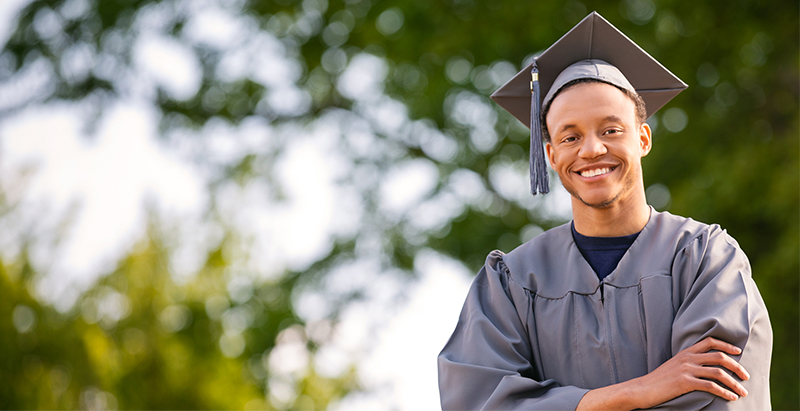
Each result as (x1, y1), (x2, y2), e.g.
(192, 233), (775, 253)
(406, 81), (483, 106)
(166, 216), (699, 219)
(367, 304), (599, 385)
(653, 227), (772, 410)
(437, 250), (590, 410)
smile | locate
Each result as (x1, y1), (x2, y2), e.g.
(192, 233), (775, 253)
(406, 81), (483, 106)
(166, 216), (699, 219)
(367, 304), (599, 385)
(579, 167), (615, 178)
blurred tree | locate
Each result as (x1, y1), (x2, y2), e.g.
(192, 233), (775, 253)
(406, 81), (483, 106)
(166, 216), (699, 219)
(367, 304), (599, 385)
(0, 0), (796, 409)
(0, 223), (356, 409)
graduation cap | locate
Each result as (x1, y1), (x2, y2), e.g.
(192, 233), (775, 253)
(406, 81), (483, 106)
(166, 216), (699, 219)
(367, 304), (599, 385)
(491, 11), (687, 195)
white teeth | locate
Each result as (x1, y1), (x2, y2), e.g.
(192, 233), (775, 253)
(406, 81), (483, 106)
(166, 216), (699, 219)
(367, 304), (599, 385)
(580, 167), (612, 177)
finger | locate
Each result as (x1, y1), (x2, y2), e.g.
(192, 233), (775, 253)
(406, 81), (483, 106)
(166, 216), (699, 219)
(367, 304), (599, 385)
(695, 366), (749, 398)
(692, 337), (743, 356)
(691, 378), (741, 402)
(695, 352), (750, 381)
(707, 339), (743, 356)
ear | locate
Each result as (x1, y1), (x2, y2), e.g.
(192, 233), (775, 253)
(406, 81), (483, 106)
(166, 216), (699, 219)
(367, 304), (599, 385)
(639, 122), (652, 157)
(545, 140), (556, 168)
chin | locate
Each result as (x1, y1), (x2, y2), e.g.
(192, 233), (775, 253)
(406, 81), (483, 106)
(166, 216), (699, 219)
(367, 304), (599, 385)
(579, 196), (618, 209)
(567, 187), (623, 209)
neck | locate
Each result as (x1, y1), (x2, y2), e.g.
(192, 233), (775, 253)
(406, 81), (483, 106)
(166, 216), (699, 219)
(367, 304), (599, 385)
(571, 193), (651, 237)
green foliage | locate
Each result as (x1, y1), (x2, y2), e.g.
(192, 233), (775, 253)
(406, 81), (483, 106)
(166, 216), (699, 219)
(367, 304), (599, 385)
(1, 0), (797, 409)
(0, 229), (355, 409)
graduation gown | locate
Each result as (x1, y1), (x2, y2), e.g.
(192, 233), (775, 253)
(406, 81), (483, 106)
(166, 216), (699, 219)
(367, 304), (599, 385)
(438, 209), (772, 410)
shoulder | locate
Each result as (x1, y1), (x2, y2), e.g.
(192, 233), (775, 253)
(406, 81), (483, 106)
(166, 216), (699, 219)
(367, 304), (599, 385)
(475, 250), (511, 288)
(651, 210), (744, 256)
(499, 221), (581, 293)
(648, 211), (751, 295)
(506, 221), (573, 260)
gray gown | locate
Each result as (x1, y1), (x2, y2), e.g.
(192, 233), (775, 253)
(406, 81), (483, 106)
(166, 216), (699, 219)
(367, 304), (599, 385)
(438, 209), (772, 410)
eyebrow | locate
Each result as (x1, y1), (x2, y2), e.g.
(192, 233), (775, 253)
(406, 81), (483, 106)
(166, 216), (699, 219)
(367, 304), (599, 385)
(559, 124), (577, 133)
(602, 115), (624, 124)
(559, 115), (625, 133)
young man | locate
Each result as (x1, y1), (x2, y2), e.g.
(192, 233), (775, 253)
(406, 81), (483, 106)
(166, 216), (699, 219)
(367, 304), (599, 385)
(438, 12), (772, 410)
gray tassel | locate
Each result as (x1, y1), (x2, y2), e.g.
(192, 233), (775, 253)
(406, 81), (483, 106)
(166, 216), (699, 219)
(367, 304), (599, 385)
(530, 64), (549, 195)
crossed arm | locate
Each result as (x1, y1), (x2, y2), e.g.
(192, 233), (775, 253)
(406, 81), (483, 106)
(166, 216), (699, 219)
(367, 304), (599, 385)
(576, 337), (750, 411)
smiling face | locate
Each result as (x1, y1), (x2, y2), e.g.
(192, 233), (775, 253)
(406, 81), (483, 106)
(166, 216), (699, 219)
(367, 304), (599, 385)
(545, 82), (651, 211)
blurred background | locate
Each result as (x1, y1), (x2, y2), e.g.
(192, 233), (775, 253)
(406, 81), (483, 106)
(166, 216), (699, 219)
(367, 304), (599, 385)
(0, 0), (796, 409)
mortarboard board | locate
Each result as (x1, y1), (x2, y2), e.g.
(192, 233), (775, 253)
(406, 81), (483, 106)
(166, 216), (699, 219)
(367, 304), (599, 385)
(490, 11), (688, 195)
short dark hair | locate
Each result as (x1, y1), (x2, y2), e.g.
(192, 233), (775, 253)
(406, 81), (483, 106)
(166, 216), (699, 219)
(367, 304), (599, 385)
(540, 78), (647, 142)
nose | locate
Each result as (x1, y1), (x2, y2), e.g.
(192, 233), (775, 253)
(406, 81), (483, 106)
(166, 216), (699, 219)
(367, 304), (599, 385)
(578, 133), (607, 159)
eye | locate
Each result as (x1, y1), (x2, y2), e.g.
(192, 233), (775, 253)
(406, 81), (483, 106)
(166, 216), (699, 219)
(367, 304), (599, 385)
(603, 128), (622, 135)
(561, 135), (578, 143)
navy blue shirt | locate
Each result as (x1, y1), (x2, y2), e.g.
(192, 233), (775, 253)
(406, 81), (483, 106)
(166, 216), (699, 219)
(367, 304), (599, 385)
(571, 223), (640, 281)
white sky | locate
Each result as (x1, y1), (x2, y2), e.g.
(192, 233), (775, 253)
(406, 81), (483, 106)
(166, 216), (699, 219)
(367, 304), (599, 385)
(0, 0), (30, 47)
(0, 99), (213, 310)
(336, 250), (472, 411)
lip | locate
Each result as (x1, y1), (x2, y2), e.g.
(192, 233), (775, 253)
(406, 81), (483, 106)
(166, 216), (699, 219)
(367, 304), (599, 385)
(573, 163), (619, 180)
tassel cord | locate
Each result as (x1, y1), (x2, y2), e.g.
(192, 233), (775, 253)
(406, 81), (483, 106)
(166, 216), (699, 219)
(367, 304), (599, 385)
(529, 65), (550, 195)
